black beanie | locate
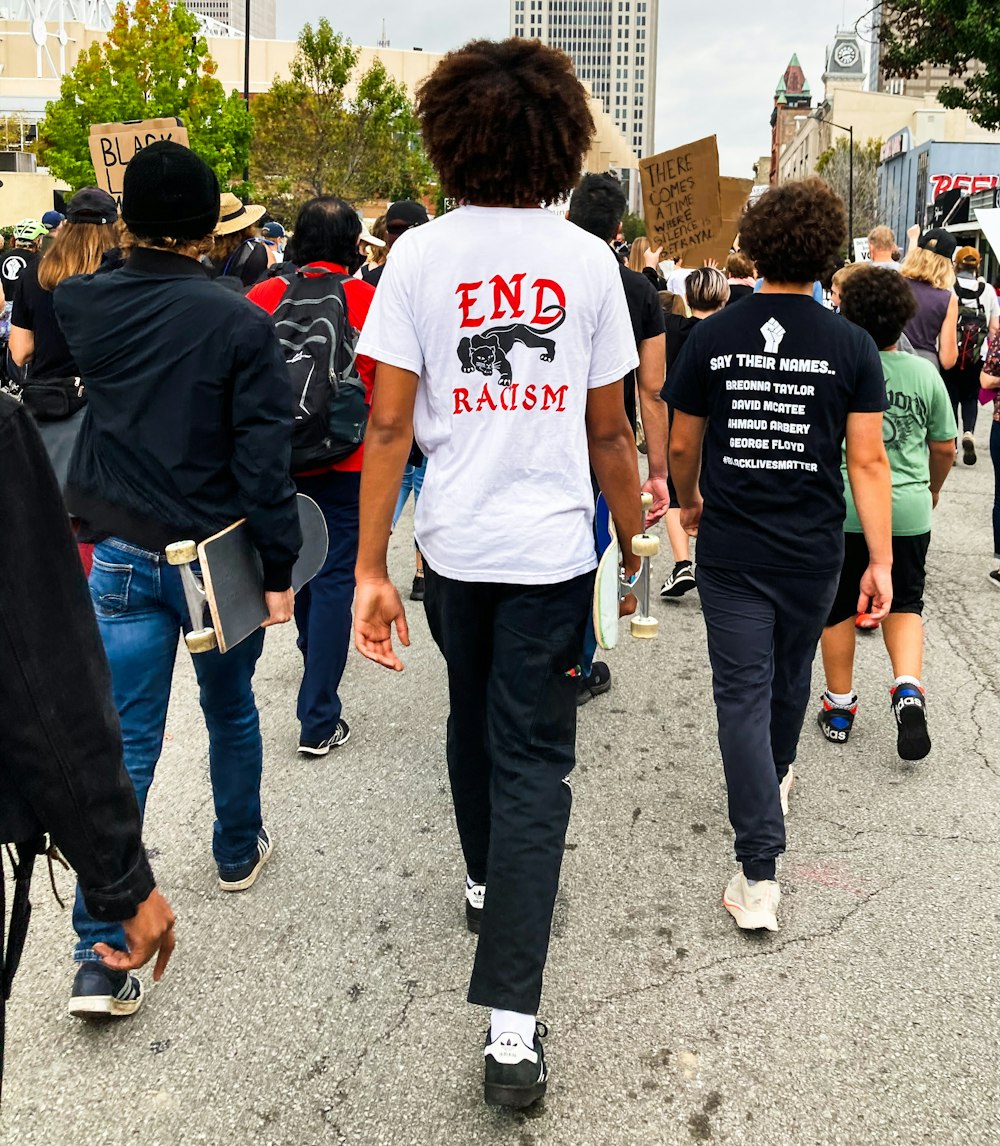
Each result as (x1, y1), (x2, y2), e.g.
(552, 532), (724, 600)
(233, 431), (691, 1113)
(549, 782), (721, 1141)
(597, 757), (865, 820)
(122, 141), (220, 240)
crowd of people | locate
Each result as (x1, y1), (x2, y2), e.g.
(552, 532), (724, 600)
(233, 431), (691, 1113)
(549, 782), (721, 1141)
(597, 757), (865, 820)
(1, 34), (997, 1112)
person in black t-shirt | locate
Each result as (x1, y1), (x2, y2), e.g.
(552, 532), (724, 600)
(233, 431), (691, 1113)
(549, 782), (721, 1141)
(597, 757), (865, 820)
(664, 177), (893, 934)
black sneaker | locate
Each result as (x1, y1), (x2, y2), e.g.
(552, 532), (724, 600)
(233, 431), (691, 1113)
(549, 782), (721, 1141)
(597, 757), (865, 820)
(465, 881), (485, 934)
(483, 1022), (548, 1108)
(988, 569), (1000, 590)
(817, 693), (858, 744)
(575, 661), (611, 706)
(659, 561), (697, 598)
(298, 719), (351, 756)
(410, 575), (425, 602)
(68, 962), (142, 1020)
(891, 684), (931, 760)
(218, 827), (273, 892)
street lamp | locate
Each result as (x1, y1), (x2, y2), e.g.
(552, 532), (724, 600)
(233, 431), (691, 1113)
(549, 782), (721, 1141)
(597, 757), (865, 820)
(243, 0), (251, 183)
(813, 112), (854, 258)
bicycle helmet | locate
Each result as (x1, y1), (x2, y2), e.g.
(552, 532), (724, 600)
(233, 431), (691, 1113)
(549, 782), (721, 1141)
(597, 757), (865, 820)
(13, 218), (45, 243)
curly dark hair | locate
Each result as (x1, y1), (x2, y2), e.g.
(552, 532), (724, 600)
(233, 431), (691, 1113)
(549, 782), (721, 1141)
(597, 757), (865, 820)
(416, 38), (595, 207)
(739, 177), (847, 285)
(839, 265), (917, 350)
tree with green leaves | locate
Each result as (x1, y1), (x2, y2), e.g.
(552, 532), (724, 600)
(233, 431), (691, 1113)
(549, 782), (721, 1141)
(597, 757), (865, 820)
(36, 0), (251, 193)
(816, 136), (883, 242)
(877, 1), (1000, 130)
(622, 211), (646, 244)
(251, 19), (433, 220)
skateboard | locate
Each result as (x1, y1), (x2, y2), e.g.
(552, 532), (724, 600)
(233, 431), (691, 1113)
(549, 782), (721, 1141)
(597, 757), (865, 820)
(593, 491), (660, 650)
(165, 493), (328, 654)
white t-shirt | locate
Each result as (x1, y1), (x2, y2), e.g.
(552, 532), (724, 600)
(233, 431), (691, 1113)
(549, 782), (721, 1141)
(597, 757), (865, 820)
(356, 206), (639, 584)
(666, 266), (694, 296)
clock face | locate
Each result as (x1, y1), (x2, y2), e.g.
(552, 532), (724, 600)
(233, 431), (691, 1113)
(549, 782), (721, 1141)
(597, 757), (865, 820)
(835, 42), (859, 68)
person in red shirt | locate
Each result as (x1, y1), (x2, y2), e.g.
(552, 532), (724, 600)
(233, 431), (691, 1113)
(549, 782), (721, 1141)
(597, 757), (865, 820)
(249, 197), (376, 755)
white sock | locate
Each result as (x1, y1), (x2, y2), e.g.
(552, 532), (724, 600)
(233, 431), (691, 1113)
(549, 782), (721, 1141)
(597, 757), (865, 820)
(466, 874), (481, 889)
(826, 689), (855, 707)
(490, 1008), (536, 1045)
(893, 675), (922, 691)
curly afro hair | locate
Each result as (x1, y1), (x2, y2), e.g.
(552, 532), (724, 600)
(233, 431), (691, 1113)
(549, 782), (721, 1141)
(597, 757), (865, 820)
(416, 38), (595, 207)
(739, 177), (847, 286)
(839, 265), (917, 351)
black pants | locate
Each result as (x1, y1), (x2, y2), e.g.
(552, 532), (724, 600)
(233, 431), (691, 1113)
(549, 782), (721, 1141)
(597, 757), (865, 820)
(423, 565), (593, 1014)
(697, 564), (839, 881)
(943, 363), (980, 435)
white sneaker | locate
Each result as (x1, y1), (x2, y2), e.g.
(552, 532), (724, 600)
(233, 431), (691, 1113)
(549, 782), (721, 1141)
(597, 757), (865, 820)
(722, 870), (780, 932)
(779, 767), (794, 817)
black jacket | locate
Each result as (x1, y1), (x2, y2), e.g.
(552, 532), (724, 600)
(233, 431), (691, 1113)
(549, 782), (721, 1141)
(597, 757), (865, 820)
(54, 248), (301, 590)
(0, 395), (154, 921)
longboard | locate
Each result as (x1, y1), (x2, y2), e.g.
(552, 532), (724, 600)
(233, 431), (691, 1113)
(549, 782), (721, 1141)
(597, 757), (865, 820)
(166, 493), (328, 654)
(593, 492), (659, 650)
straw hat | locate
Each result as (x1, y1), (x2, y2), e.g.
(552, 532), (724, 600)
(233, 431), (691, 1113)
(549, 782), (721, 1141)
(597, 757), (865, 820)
(214, 192), (266, 236)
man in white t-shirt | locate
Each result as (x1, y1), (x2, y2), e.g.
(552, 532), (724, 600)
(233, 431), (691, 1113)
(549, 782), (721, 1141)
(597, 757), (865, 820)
(868, 225), (901, 271)
(353, 38), (643, 1109)
(666, 254), (694, 297)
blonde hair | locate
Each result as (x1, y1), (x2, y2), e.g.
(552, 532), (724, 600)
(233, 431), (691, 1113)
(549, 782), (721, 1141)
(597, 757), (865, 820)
(37, 222), (118, 291)
(868, 225), (895, 251)
(627, 236), (653, 273)
(831, 263), (865, 293)
(686, 267), (730, 311)
(658, 290), (687, 317)
(901, 246), (955, 291)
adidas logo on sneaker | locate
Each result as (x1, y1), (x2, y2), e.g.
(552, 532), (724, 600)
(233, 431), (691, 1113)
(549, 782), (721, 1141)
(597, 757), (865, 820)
(817, 693), (858, 744)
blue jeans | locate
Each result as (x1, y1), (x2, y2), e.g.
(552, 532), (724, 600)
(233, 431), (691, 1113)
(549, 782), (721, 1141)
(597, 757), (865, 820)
(294, 470), (360, 741)
(392, 460), (426, 530)
(73, 538), (266, 961)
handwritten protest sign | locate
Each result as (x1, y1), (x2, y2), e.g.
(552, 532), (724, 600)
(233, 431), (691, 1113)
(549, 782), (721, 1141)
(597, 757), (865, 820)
(640, 136), (722, 267)
(88, 118), (190, 206)
(719, 176), (753, 261)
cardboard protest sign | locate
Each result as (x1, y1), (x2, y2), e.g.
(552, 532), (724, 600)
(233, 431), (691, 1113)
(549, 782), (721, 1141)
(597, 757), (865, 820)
(88, 118), (190, 206)
(719, 176), (754, 261)
(640, 136), (722, 267)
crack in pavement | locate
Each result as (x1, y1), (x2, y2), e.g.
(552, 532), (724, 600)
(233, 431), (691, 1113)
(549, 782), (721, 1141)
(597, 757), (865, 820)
(561, 879), (899, 1034)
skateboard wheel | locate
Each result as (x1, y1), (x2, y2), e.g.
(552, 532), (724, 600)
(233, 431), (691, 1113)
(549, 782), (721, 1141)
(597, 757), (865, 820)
(185, 628), (218, 654)
(631, 533), (660, 557)
(630, 616), (659, 639)
(166, 541), (198, 565)
(640, 492), (653, 511)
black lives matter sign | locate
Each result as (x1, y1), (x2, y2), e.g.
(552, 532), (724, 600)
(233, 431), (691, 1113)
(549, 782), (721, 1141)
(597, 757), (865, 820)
(639, 135), (723, 267)
(88, 118), (191, 207)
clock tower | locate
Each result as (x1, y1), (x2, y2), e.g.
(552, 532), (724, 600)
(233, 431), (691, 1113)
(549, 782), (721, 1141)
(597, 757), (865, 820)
(823, 29), (865, 89)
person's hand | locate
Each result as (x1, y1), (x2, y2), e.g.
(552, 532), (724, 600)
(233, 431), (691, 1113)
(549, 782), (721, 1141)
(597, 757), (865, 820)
(680, 496), (703, 536)
(641, 476), (669, 527)
(703, 257), (719, 269)
(932, 489), (940, 509)
(261, 588), (294, 627)
(643, 245), (663, 269)
(95, 888), (176, 982)
(619, 551), (640, 617)
(354, 577), (410, 671)
(857, 562), (893, 623)
(907, 224), (920, 245)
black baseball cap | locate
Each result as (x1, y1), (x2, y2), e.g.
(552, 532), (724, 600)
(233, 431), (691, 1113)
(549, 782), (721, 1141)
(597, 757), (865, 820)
(386, 200), (429, 233)
(65, 188), (118, 226)
(917, 228), (958, 261)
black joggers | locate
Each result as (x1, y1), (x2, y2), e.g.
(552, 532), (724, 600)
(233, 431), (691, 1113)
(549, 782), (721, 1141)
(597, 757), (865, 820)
(423, 565), (593, 1015)
(697, 563), (839, 881)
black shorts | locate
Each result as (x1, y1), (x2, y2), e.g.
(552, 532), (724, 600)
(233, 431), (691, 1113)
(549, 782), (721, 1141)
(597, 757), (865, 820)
(825, 531), (931, 627)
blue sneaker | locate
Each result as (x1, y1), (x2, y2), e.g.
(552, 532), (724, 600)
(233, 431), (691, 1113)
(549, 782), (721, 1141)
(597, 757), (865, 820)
(68, 962), (142, 1020)
(891, 684), (931, 761)
(817, 693), (858, 744)
(218, 828), (273, 892)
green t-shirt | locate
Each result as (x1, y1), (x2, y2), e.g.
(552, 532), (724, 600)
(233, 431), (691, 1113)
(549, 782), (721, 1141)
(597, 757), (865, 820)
(843, 350), (957, 536)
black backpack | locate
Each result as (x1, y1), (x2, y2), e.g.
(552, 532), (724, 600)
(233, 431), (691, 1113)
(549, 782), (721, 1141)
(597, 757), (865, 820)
(956, 280), (988, 371)
(271, 265), (368, 474)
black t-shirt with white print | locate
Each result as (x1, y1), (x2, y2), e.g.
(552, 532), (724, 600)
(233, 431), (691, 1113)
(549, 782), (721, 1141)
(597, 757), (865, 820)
(664, 293), (887, 575)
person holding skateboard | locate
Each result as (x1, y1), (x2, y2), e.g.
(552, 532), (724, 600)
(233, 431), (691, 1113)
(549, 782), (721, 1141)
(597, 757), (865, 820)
(664, 177), (893, 933)
(352, 38), (643, 1107)
(52, 141), (301, 1018)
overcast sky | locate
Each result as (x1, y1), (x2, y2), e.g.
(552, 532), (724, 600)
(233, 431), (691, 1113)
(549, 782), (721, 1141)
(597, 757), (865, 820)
(276, 1), (876, 179)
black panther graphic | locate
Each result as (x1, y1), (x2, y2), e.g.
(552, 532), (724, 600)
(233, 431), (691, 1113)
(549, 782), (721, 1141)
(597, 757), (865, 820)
(457, 305), (566, 386)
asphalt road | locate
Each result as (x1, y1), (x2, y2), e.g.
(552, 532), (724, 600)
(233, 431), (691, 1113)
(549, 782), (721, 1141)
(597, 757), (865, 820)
(3, 440), (1000, 1146)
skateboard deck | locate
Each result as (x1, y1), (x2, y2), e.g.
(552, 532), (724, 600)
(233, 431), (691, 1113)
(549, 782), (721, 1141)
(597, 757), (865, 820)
(592, 492), (659, 650)
(167, 493), (328, 654)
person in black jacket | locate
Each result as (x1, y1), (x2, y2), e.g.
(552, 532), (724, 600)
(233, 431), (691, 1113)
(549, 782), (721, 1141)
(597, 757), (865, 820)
(51, 141), (301, 1019)
(0, 394), (175, 1074)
